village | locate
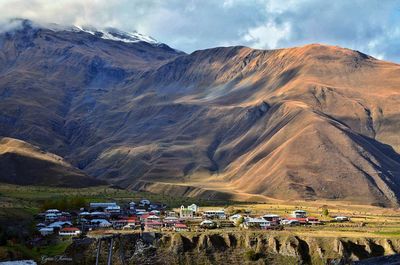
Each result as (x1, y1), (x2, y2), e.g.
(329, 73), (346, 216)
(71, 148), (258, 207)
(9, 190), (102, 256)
(34, 198), (351, 239)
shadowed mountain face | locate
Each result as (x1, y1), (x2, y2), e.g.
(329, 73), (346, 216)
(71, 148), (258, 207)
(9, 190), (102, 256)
(1, 21), (400, 206)
(0, 137), (105, 187)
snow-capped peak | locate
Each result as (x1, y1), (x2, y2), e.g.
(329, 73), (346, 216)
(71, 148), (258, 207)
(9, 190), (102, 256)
(73, 25), (159, 44)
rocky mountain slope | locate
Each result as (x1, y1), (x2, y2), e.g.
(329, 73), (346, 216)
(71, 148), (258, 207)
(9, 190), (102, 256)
(1, 20), (400, 205)
(0, 137), (103, 187)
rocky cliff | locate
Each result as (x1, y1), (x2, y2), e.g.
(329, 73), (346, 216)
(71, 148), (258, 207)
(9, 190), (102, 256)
(65, 232), (400, 265)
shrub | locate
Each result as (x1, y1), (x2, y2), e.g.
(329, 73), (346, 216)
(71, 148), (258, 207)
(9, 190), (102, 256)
(244, 250), (262, 261)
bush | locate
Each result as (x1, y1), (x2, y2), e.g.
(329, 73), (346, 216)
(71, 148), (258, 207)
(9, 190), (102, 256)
(244, 250), (263, 261)
(322, 208), (329, 217)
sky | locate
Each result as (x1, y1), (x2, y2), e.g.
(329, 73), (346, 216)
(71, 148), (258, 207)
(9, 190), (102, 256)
(0, 0), (400, 62)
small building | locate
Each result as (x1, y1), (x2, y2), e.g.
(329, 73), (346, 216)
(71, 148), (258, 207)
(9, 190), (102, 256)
(180, 206), (194, 219)
(145, 221), (163, 230)
(139, 199), (151, 206)
(335, 216), (350, 222)
(47, 221), (72, 229)
(307, 217), (321, 225)
(262, 214), (281, 222)
(167, 211), (177, 217)
(174, 223), (189, 232)
(150, 210), (161, 216)
(292, 210), (307, 218)
(164, 216), (180, 227)
(45, 213), (59, 222)
(39, 227), (54, 236)
(280, 219), (300, 226)
(229, 214), (242, 222)
(59, 227), (81, 236)
(91, 219), (112, 228)
(200, 220), (216, 229)
(203, 210), (226, 219)
(129, 202), (136, 210)
(105, 205), (121, 214)
(45, 209), (60, 214)
(146, 215), (161, 222)
(242, 217), (271, 229)
(188, 204), (199, 213)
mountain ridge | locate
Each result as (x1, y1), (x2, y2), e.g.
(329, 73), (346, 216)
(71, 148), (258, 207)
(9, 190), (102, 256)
(1, 20), (400, 206)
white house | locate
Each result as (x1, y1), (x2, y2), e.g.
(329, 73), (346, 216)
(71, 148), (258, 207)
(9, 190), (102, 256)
(292, 210), (307, 218)
(180, 205), (194, 219)
(242, 217), (271, 229)
(188, 204), (199, 213)
(335, 216), (350, 222)
(90, 202), (118, 209)
(229, 214), (242, 222)
(262, 214), (281, 222)
(59, 227), (81, 236)
(105, 205), (121, 214)
(203, 210), (226, 219)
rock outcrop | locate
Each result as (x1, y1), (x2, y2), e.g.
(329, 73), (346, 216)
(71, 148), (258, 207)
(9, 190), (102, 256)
(65, 232), (400, 265)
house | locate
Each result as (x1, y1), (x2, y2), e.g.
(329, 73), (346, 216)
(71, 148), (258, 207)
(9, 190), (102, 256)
(146, 215), (161, 222)
(164, 216), (180, 227)
(174, 223), (189, 232)
(47, 221), (72, 229)
(90, 211), (110, 219)
(129, 202), (136, 210)
(150, 210), (161, 216)
(167, 211), (177, 217)
(281, 219), (300, 226)
(292, 210), (307, 218)
(39, 227), (54, 236)
(45, 213), (58, 222)
(45, 209), (60, 214)
(335, 216), (350, 222)
(59, 227), (81, 236)
(188, 204), (199, 213)
(262, 214), (281, 223)
(145, 221), (163, 230)
(139, 199), (151, 207)
(229, 214), (242, 222)
(307, 217), (321, 225)
(90, 202), (118, 210)
(180, 206), (194, 219)
(203, 210), (226, 219)
(200, 220), (216, 228)
(242, 217), (271, 229)
(91, 219), (112, 228)
(105, 205), (121, 214)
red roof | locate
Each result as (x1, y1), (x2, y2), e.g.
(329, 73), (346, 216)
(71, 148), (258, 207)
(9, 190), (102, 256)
(287, 217), (308, 223)
(174, 223), (188, 228)
(145, 221), (163, 225)
(60, 227), (80, 232)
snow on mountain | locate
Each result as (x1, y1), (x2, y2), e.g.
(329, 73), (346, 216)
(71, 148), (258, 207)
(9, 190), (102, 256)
(73, 25), (159, 44)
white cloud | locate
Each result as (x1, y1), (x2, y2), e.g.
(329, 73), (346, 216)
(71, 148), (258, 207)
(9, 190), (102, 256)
(0, 0), (399, 62)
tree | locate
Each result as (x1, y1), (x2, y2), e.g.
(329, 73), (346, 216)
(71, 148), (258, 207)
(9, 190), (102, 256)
(322, 208), (329, 217)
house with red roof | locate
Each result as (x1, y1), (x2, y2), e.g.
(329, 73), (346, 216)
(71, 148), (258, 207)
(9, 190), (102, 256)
(59, 227), (81, 236)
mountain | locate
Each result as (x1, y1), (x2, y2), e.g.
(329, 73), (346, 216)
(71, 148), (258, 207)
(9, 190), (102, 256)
(0, 137), (104, 187)
(1, 20), (400, 206)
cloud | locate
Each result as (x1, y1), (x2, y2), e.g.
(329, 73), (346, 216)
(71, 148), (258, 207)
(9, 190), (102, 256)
(0, 0), (399, 62)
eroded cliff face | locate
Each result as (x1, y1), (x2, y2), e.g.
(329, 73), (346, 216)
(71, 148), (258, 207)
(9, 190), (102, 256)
(64, 232), (400, 265)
